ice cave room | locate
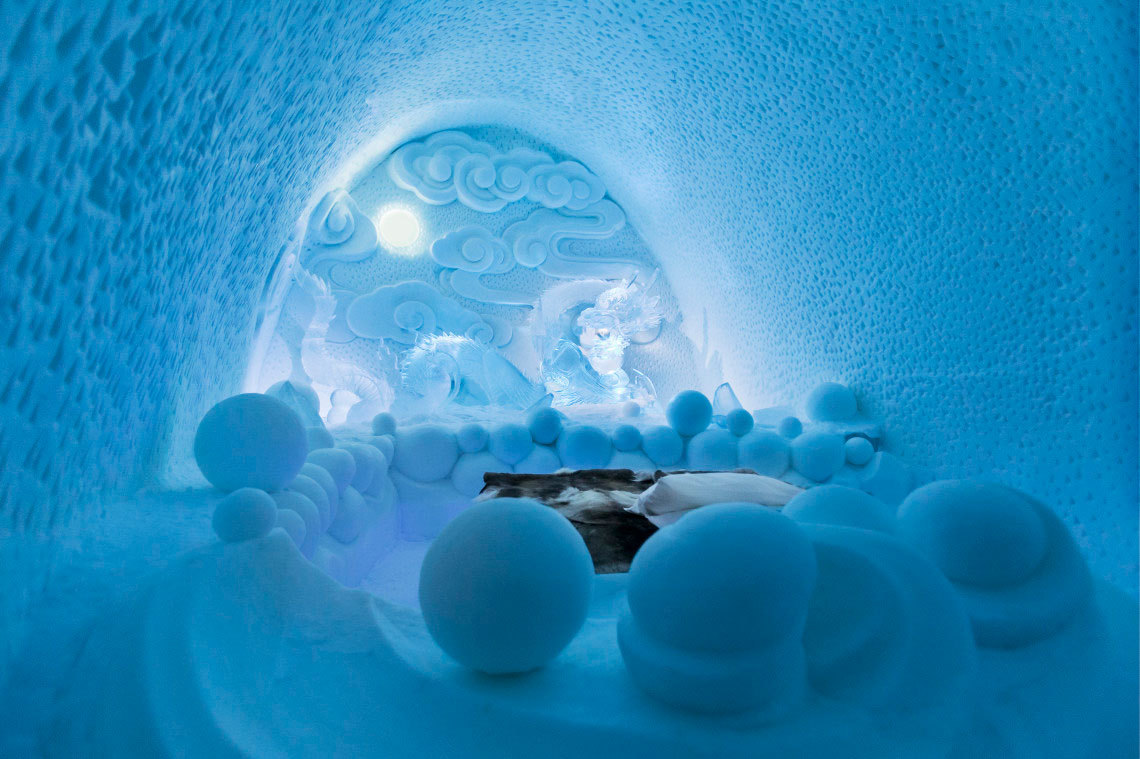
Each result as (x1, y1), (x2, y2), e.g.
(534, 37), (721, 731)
(0, 1), (1137, 757)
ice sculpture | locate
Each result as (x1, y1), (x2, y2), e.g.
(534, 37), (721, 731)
(534, 277), (663, 406)
(393, 333), (547, 415)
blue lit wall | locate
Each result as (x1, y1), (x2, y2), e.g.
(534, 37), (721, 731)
(1, 0), (1135, 599)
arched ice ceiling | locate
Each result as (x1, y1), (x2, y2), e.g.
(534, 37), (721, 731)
(0, 0), (1135, 587)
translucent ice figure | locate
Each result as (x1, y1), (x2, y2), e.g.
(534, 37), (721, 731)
(711, 382), (744, 428)
(534, 274), (663, 406)
(294, 267), (396, 423)
(394, 333), (548, 415)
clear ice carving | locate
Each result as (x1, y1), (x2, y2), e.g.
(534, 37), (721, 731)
(394, 333), (548, 415)
(711, 382), (743, 428)
(533, 276), (663, 406)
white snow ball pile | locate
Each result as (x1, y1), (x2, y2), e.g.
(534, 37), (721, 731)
(619, 503), (816, 715)
(897, 480), (1092, 648)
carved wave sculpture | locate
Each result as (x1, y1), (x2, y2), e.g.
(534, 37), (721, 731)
(504, 200), (639, 281)
(299, 189), (378, 277)
(388, 131), (606, 213)
(345, 280), (512, 347)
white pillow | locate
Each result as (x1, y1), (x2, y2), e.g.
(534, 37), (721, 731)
(632, 472), (803, 527)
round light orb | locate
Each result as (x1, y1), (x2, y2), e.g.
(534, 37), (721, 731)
(377, 208), (421, 248)
(419, 498), (593, 674)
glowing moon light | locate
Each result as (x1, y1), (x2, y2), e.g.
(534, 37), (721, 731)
(377, 208), (421, 248)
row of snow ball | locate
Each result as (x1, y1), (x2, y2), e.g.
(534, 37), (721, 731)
(380, 385), (872, 490)
(198, 393), (398, 556)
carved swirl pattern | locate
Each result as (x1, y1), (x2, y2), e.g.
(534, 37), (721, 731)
(299, 189), (378, 273)
(345, 280), (512, 347)
(389, 132), (606, 213)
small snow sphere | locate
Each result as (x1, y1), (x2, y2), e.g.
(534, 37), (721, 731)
(306, 447), (356, 495)
(371, 412), (397, 436)
(275, 508), (307, 549)
(341, 443), (381, 492)
(737, 431), (790, 477)
(897, 480), (1047, 588)
(393, 425), (459, 482)
(289, 474), (332, 531)
(619, 503), (816, 714)
(641, 425), (684, 467)
(805, 382), (857, 422)
(790, 431), (846, 482)
(194, 393), (308, 492)
(777, 416), (803, 439)
(686, 429), (738, 470)
(305, 425), (334, 452)
(489, 424), (534, 465)
(456, 423), (488, 453)
(514, 445), (562, 474)
(667, 390), (713, 437)
(726, 408), (754, 437)
(419, 498), (593, 674)
(527, 407), (563, 445)
(212, 488), (277, 542)
(845, 436), (874, 466)
(783, 485), (895, 533)
(621, 400), (642, 418)
(451, 452), (506, 497)
(272, 490), (320, 557)
(370, 434), (395, 463)
(612, 424), (642, 452)
(557, 426), (612, 469)
(299, 463), (339, 514)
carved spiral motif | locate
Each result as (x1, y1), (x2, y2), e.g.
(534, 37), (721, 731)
(346, 280), (511, 347)
(432, 227), (512, 274)
(300, 189), (378, 273)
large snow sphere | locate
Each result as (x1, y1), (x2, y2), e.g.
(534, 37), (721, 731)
(666, 390), (713, 437)
(527, 406), (564, 445)
(790, 431), (846, 482)
(726, 408), (755, 437)
(489, 424), (534, 465)
(897, 480), (1047, 588)
(557, 426), (612, 469)
(212, 488), (277, 542)
(783, 484), (895, 533)
(612, 424), (642, 452)
(686, 429), (738, 470)
(456, 423), (488, 453)
(619, 503), (816, 714)
(897, 482), (1092, 648)
(194, 393), (308, 492)
(805, 382), (858, 422)
(419, 498), (593, 674)
(737, 430), (790, 477)
(393, 425), (459, 482)
(641, 425), (684, 467)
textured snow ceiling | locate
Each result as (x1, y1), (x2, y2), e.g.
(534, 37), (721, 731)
(0, 0), (1136, 586)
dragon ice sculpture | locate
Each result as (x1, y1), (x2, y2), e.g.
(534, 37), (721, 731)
(534, 275), (663, 406)
(393, 333), (549, 416)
